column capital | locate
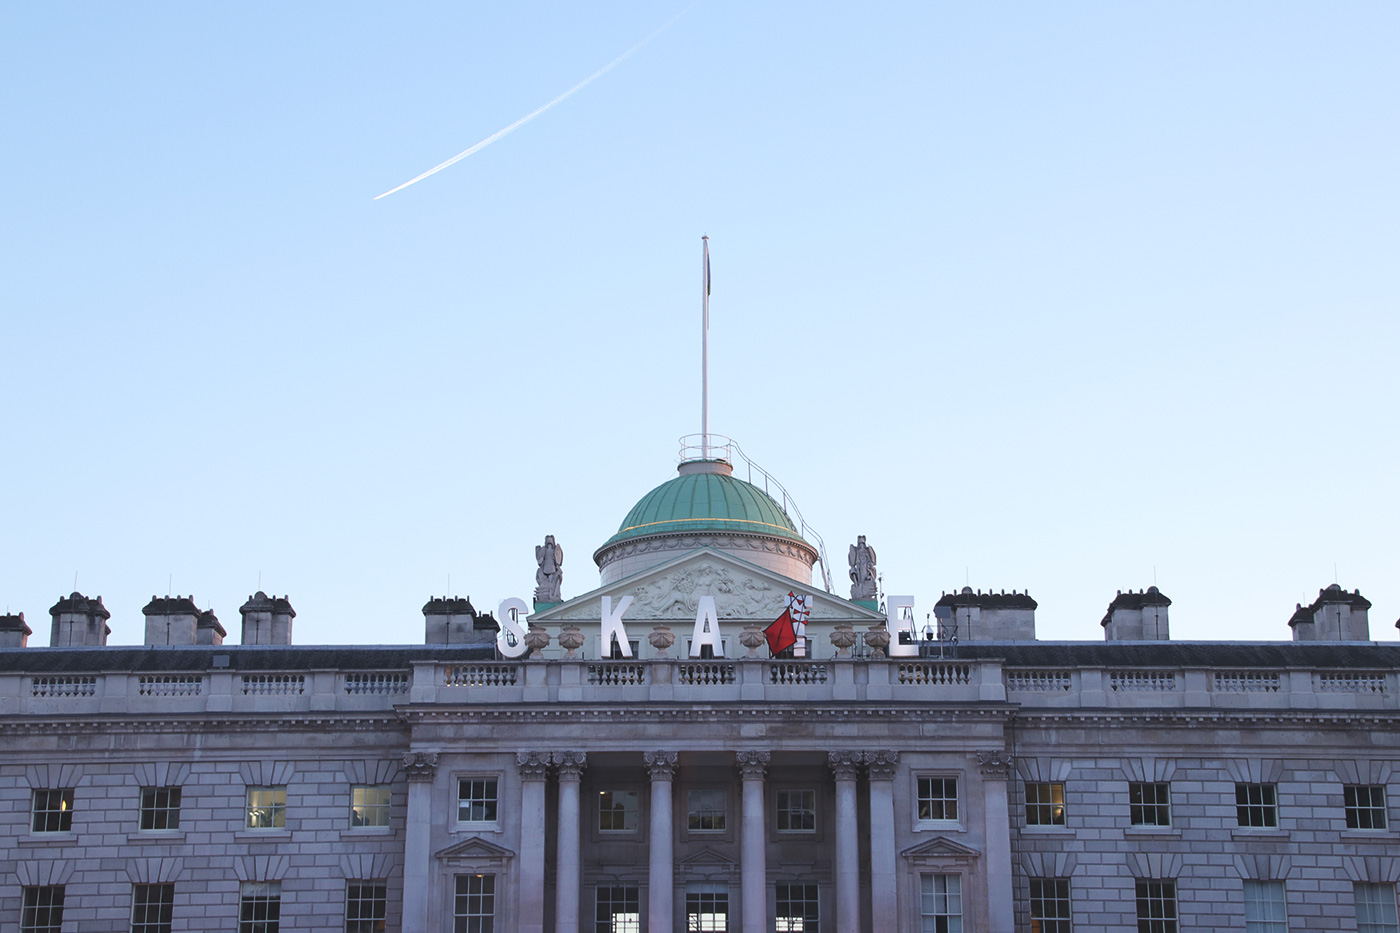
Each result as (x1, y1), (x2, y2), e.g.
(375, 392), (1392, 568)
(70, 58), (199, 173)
(828, 750), (862, 781)
(552, 750), (588, 779)
(644, 751), (678, 780)
(517, 751), (552, 781)
(735, 750), (770, 780)
(976, 749), (1014, 779)
(863, 749), (900, 779)
(402, 751), (439, 782)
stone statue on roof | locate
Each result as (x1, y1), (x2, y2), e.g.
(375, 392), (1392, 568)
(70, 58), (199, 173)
(534, 535), (564, 603)
(849, 535), (877, 600)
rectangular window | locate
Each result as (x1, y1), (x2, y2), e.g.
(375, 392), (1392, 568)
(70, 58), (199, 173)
(775, 883), (819, 932)
(594, 885), (640, 933)
(345, 881), (387, 933)
(131, 883), (175, 933)
(598, 790), (639, 832)
(457, 779), (499, 824)
(685, 882), (729, 932)
(1128, 782), (1171, 827)
(239, 881), (281, 933)
(607, 637), (641, 659)
(1134, 879), (1177, 933)
(1029, 878), (1072, 933)
(776, 789), (817, 833)
(140, 787), (182, 831)
(1025, 782), (1066, 826)
(454, 874), (496, 933)
(1243, 880), (1287, 933)
(21, 886), (65, 933)
(31, 788), (74, 833)
(245, 786), (287, 829)
(917, 777), (959, 822)
(1236, 783), (1278, 828)
(687, 789), (726, 832)
(919, 873), (962, 933)
(1346, 785), (1389, 830)
(350, 785), (391, 829)
(1356, 883), (1400, 933)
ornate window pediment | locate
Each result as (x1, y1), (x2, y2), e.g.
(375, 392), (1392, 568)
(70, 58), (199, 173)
(900, 836), (981, 863)
(434, 836), (515, 865)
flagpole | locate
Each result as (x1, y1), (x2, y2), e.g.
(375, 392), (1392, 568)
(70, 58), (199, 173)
(701, 235), (710, 459)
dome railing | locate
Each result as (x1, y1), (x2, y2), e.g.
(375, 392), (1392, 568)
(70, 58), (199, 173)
(678, 434), (834, 593)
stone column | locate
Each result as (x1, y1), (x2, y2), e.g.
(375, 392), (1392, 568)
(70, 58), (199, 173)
(554, 751), (587, 933)
(829, 751), (862, 933)
(645, 751), (679, 933)
(864, 751), (899, 933)
(737, 751), (771, 933)
(978, 750), (1015, 933)
(400, 752), (438, 933)
(517, 751), (551, 933)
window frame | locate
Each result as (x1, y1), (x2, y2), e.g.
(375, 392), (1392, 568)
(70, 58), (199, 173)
(21, 885), (65, 933)
(686, 787), (728, 834)
(456, 777), (501, 827)
(345, 880), (388, 933)
(139, 786), (182, 832)
(1024, 782), (1066, 827)
(1235, 783), (1279, 829)
(454, 873), (497, 932)
(918, 872), (963, 932)
(131, 882), (175, 933)
(245, 785), (287, 830)
(350, 784), (392, 830)
(1128, 782), (1171, 828)
(594, 884), (640, 933)
(1243, 879), (1288, 933)
(1134, 879), (1178, 933)
(1345, 785), (1389, 831)
(1029, 877), (1072, 933)
(915, 775), (960, 825)
(774, 788), (818, 834)
(775, 882), (819, 932)
(1355, 882), (1400, 933)
(238, 881), (281, 933)
(31, 788), (74, 834)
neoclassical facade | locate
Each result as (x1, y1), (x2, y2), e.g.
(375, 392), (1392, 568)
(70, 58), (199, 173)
(3, 444), (1399, 932)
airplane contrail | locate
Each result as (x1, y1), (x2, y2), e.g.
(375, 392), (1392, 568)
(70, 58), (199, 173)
(374, 5), (695, 200)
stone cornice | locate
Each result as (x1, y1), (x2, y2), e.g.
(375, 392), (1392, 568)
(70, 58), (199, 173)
(0, 714), (407, 737)
(394, 704), (1019, 728)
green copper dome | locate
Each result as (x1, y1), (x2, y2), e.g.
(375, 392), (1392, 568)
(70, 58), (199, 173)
(599, 461), (807, 550)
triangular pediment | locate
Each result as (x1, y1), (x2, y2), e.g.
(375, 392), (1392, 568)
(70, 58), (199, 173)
(678, 847), (739, 868)
(531, 548), (883, 625)
(435, 836), (515, 862)
(900, 836), (982, 862)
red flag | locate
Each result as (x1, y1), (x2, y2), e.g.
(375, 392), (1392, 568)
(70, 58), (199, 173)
(765, 608), (797, 657)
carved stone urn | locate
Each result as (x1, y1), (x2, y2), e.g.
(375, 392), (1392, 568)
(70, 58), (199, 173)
(863, 624), (891, 658)
(557, 624), (585, 659)
(738, 622), (766, 658)
(830, 622), (858, 657)
(648, 624), (675, 657)
(522, 624), (551, 655)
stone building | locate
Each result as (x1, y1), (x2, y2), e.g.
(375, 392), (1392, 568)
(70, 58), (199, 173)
(2, 440), (1398, 933)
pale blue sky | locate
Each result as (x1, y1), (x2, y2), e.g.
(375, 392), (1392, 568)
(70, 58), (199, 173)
(2, 2), (1396, 645)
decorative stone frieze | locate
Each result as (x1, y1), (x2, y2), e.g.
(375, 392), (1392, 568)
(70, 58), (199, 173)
(828, 750), (862, 781)
(864, 749), (900, 779)
(402, 751), (439, 782)
(976, 750), (1013, 779)
(552, 750), (587, 778)
(643, 751), (678, 780)
(736, 750), (770, 779)
(516, 751), (551, 780)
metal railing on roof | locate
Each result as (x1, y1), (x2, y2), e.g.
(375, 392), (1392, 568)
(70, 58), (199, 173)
(678, 434), (834, 593)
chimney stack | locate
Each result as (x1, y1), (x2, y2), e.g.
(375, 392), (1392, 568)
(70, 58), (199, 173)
(142, 596), (201, 646)
(1289, 584), (1371, 641)
(423, 596), (497, 645)
(0, 612), (31, 648)
(1101, 586), (1172, 641)
(49, 592), (111, 647)
(239, 592), (295, 645)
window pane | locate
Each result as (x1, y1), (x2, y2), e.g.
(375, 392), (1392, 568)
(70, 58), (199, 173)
(31, 788), (74, 833)
(598, 790), (639, 832)
(132, 883), (175, 933)
(1025, 783), (1066, 826)
(1345, 785), (1389, 830)
(1355, 883), (1400, 933)
(351, 785), (392, 828)
(345, 881), (388, 933)
(21, 886), (65, 933)
(458, 780), (499, 824)
(776, 790), (816, 832)
(455, 875), (496, 933)
(775, 883), (819, 932)
(1128, 783), (1171, 827)
(1029, 878), (1072, 933)
(687, 789), (726, 832)
(140, 787), (182, 831)
(1134, 880), (1177, 933)
(1235, 784), (1278, 828)
(917, 778), (959, 822)
(685, 882), (729, 932)
(595, 885), (640, 933)
(1243, 880), (1287, 933)
(246, 786), (286, 829)
(920, 874), (962, 933)
(239, 881), (281, 933)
